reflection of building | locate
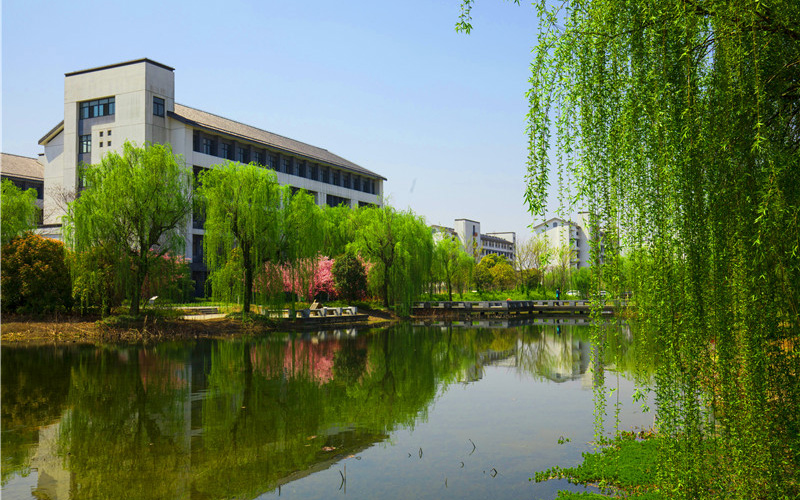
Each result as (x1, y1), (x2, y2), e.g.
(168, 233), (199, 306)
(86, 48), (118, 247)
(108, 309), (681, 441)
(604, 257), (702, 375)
(432, 218), (516, 262)
(531, 212), (605, 268)
(514, 327), (591, 383)
(35, 59), (387, 294)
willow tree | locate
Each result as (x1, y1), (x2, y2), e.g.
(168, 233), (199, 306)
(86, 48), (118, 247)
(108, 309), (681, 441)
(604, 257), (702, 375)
(461, 1), (799, 497)
(64, 141), (192, 316)
(433, 232), (474, 301)
(1, 179), (39, 247)
(278, 189), (325, 305)
(350, 206), (433, 312)
(198, 162), (282, 314)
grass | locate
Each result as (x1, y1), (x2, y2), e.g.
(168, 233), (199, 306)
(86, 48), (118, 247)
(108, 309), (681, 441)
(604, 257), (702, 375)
(534, 432), (662, 500)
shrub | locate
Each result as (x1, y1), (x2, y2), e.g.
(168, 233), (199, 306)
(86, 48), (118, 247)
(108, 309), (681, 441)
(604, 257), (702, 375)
(332, 253), (368, 302)
(69, 246), (124, 315)
(140, 252), (194, 304)
(1, 234), (71, 313)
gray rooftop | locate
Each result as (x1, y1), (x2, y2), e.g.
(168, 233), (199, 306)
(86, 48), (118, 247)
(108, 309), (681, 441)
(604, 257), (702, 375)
(170, 104), (385, 180)
(1, 153), (43, 181)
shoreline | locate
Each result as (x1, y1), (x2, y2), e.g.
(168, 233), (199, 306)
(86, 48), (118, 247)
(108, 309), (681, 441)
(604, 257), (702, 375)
(0, 311), (399, 346)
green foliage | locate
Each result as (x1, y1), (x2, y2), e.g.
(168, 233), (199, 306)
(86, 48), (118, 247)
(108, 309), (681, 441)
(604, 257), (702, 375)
(63, 141), (192, 316)
(497, 0), (800, 496)
(349, 206), (433, 314)
(332, 253), (367, 302)
(572, 267), (591, 297)
(474, 254), (515, 292)
(198, 161), (282, 313)
(474, 254), (496, 291)
(1, 179), (38, 247)
(69, 245), (123, 315)
(140, 252), (193, 304)
(0, 233), (71, 313)
(433, 233), (474, 300)
(534, 434), (661, 499)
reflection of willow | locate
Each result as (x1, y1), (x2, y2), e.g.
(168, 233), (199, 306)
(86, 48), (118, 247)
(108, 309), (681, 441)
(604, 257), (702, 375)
(194, 323), (485, 499)
(1, 347), (74, 486)
(513, 324), (656, 384)
(56, 347), (191, 500)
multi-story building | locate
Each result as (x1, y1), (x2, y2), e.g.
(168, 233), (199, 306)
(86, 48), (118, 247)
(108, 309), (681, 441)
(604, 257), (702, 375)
(432, 218), (516, 262)
(531, 212), (604, 269)
(36, 59), (386, 293)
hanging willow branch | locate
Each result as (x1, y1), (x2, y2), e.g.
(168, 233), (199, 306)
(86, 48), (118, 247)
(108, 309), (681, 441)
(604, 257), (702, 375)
(461, 0), (800, 497)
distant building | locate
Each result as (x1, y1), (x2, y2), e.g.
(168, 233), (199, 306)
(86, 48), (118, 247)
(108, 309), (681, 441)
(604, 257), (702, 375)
(531, 212), (604, 269)
(432, 219), (516, 262)
(1, 153), (44, 223)
(35, 58), (387, 295)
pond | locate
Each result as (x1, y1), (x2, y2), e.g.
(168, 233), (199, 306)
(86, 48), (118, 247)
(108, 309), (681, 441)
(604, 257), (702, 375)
(1, 322), (655, 500)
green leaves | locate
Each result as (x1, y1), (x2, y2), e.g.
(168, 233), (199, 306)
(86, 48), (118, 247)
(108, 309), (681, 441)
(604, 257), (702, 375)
(1, 179), (38, 247)
(64, 141), (192, 315)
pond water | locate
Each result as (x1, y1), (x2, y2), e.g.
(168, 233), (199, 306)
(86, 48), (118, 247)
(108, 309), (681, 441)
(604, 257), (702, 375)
(1, 322), (654, 500)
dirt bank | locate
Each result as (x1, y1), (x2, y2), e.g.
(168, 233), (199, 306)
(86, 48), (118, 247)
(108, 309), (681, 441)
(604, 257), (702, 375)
(1, 310), (399, 346)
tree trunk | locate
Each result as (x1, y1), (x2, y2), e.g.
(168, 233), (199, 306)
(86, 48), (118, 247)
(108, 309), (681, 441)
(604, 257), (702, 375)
(130, 255), (147, 316)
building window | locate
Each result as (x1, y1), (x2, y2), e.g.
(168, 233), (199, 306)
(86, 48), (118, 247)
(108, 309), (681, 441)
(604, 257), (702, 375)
(354, 176), (361, 191)
(343, 172), (351, 189)
(79, 97), (115, 119)
(99, 131), (103, 137)
(326, 194), (350, 208)
(202, 138), (214, 155)
(220, 143), (231, 160)
(297, 160), (306, 178)
(322, 166), (330, 183)
(107, 141), (111, 147)
(153, 96), (165, 117)
(237, 147), (248, 163)
(332, 170), (340, 186)
(310, 163), (318, 181)
(282, 157), (292, 174)
(253, 151), (264, 165)
(268, 154), (278, 170)
(79, 134), (91, 153)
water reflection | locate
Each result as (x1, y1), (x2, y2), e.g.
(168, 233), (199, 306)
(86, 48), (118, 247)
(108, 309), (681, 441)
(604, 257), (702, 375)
(2, 323), (654, 499)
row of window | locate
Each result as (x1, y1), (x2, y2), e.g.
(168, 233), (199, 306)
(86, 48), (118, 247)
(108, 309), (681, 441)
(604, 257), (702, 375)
(79, 97), (115, 119)
(192, 131), (377, 194)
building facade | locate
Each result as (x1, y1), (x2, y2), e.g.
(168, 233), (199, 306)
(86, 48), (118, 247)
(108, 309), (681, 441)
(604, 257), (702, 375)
(36, 59), (386, 293)
(432, 218), (516, 263)
(531, 212), (604, 269)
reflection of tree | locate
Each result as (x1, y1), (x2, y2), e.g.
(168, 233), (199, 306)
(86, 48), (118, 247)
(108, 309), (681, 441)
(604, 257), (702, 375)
(513, 324), (655, 384)
(4, 324), (660, 498)
(56, 347), (190, 500)
(1, 347), (73, 485)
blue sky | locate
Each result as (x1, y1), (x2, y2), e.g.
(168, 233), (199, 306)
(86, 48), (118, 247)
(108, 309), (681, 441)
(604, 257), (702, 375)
(2, 0), (565, 240)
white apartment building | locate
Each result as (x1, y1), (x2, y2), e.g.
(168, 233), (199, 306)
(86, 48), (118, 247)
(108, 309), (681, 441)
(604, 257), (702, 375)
(531, 212), (604, 269)
(432, 219), (516, 262)
(36, 59), (386, 294)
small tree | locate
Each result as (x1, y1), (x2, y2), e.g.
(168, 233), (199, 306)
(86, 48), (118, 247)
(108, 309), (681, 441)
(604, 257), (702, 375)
(474, 254), (496, 292)
(433, 233), (472, 301)
(332, 253), (367, 302)
(1, 179), (38, 246)
(64, 141), (192, 316)
(1, 234), (71, 313)
(490, 257), (516, 291)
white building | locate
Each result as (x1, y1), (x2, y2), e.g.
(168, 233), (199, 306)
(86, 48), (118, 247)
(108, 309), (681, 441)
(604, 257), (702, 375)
(36, 59), (386, 294)
(531, 212), (604, 269)
(432, 218), (516, 262)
